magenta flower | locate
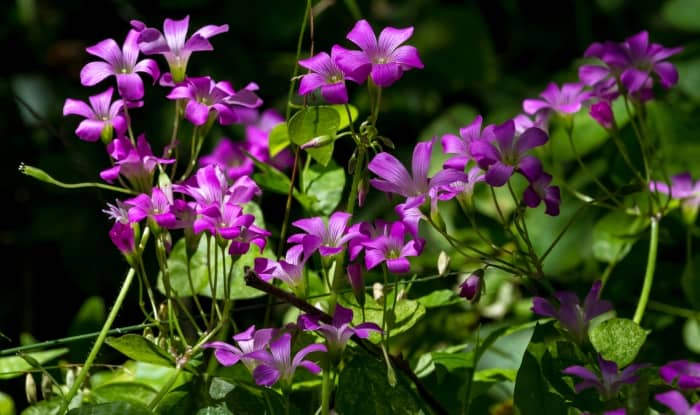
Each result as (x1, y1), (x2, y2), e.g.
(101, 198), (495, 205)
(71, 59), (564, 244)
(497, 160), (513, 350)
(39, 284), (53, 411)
(579, 31), (682, 100)
(660, 360), (700, 389)
(245, 108), (293, 171)
(174, 165), (261, 214)
(299, 304), (381, 356)
(125, 187), (177, 228)
(369, 139), (466, 201)
(166, 76), (262, 126)
(246, 333), (326, 388)
(288, 211), (361, 257)
(131, 15), (228, 83)
(204, 325), (276, 372)
(655, 390), (700, 415)
(63, 87), (126, 142)
(470, 119), (548, 186)
(441, 115), (488, 171)
(362, 221), (424, 274)
(650, 172), (700, 223)
(532, 280), (612, 343)
(523, 172), (561, 216)
(199, 138), (254, 181)
(100, 135), (174, 190)
(254, 243), (314, 295)
(193, 202), (250, 238)
(522, 82), (593, 124)
(589, 101), (614, 129)
(103, 200), (130, 224)
(108, 221), (136, 256)
(562, 355), (648, 400)
(298, 46), (360, 104)
(334, 19), (423, 87)
(435, 166), (485, 204)
(80, 29), (160, 101)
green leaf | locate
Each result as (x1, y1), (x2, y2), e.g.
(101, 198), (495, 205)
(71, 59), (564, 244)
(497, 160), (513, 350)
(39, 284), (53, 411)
(662, 0), (700, 31)
(66, 401), (155, 415)
(208, 377), (235, 400)
(250, 157), (293, 195)
(339, 293), (426, 343)
(682, 255), (700, 309)
(330, 104), (359, 131)
(0, 348), (68, 380)
(268, 123), (290, 157)
(300, 160), (346, 215)
(196, 405), (233, 415)
(415, 289), (462, 308)
(683, 318), (700, 354)
(473, 367), (517, 383)
(222, 382), (289, 415)
(105, 335), (174, 367)
(589, 318), (650, 367)
(92, 382), (157, 406)
(288, 107), (340, 166)
(335, 354), (427, 415)
(0, 391), (15, 415)
(20, 398), (61, 415)
(159, 236), (268, 301)
(591, 210), (649, 263)
(677, 58), (700, 102)
(431, 351), (475, 372)
(549, 99), (630, 162)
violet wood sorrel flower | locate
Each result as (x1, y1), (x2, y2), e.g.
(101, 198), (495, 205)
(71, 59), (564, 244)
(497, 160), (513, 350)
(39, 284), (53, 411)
(80, 29), (160, 101)
(166, 76), (262, 126)
(441, 115), (488, 171)
(660, 360), (700, 389)
(131, 16), (228, 83)
(63, 87), (126, 142)
(563, 354), (649, 401)
(199, 138), (255, 181)
(362, 221), (424, 274)
(100, 135), (175, 191)
(125, 187), (177, 228)
(579, 31), (682, 101)
(522, 82), (593, 126)
(298, 304), (381, 356)
(458, 270), (484, 303)
(532, 280), (612, 343)
(655, 390), (700, 415)
(245, 332), (326, 388)
(523, 172), (561, 216)
(254, 243), (315, 296)
(287, 211), (361, 257)
(589, 100), (615, 129)
(108, 221), (136, 256)
(650, 172), (700, 224)
(204, 325), (276, 372)
(298, 46), (360, 104)
(334, 19), (423, 87)
(470, 119), (548, 186)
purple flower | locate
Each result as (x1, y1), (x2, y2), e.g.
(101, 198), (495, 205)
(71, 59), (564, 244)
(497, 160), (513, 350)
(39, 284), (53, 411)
(288, 211), (361, 257)
(174, 165), (261, 214)
(80, 29), (160, 101)
(103, 200), (130, 224)
(362, 221), (424, 274)
(523, 82), (593, 126)
(532, 280), (612, 343)
(244, 109), (293, 170)
(132, 16), (228, 83)
(246, 333), (326, 388)
(125, 187), (177, 228)
(650, 173), (700, 224)
(199, 138), (254, 182)
(523, 173), (561, 216)
(63, 87), (126, 142)
(470, 120), (548, 186)
(254, 243), (314, 296)
(435, 166), (485, 204)
(334, 19), (423, 87)
(655, 390), (700, 415)
(660, 360), (700, 389)
(458, 270), (484, 302)
(193, 202), (251, 238)
(369, 139), (466, 201)
(563, 355), (648, 401)
(100, 135), (174, 190)
(589, 101), (614, 129)
(108, 221), (136, 256)
(346, 262), (365, 301)
(298, 304), (381, 356)
(204, 325), (276, 372)
(579, 31), (682, 100)
(441, 115), (488, 171)
(298, 46), (360, 104)
(166, 76), (262, 126)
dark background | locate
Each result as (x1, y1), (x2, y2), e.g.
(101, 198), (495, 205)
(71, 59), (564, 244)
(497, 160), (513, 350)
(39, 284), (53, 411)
(1, 0), (698, 409)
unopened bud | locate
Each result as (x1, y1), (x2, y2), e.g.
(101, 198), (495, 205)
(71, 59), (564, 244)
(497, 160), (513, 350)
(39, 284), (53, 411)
(589, 101), (614, 130)
(65, 367), (76, 389)
(100, 123), (114, 144)
(430, 207), (446, 233)
(373, 282), (384, 302)
(378, 135), (395, 150)
(437, 251), (450, 276)
(25, 373), (37, 404)
(301, 135), (334, 149)
(41, 373), (53, 400)
(347, 263), (365, 307)
(357, 176), (369, 208)
(459, 269), (485, 303)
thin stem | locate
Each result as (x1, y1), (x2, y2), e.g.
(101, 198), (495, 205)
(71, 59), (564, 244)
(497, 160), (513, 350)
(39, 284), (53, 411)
(632, 215), (660, 325)
(58, 228), (151, 414)
(320, 362), (333, 415)
(286, 0), (312, 120)
(276, 147), (301, 257)
(18, 164), (136, 195)
(647, 301), (700, 319)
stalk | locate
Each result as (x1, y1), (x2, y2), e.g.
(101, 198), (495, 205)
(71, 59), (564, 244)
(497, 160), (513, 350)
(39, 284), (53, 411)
(632, 216), (660, 325)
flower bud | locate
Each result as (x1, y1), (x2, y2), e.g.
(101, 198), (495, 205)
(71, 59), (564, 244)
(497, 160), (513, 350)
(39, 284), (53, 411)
(41, 373), (53, 400)
(589, 101), (614, 129)
(347, 263), (365, 307)
(301, 135), (334, 149)
(25, 373), (37, 405)
(459, 270), (485, 303)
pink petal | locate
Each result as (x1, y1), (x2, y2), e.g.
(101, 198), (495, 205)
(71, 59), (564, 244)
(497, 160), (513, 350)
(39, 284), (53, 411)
(346, 19), (377, 52)
(63, 98), (93, 118)
(80, 61), (114, 87)
(378, 26), (414, 52)
(371, 63), (402, 87)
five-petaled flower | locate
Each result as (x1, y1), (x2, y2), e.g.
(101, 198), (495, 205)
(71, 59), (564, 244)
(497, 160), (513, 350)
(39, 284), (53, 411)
(298, 304), (381, 357)
(298, 46), (360, 104)
(563, 354), (649, 401)
(80, 29), (160, 101)
(335, 19), (423, 87)
(288, 211), (361, 257)
(63, 87), (126, 142)
(522, 82), (593, 127)
(660, 360), (700, 390)
(204, 325), (276, 372)
(532, 280), (612, 343)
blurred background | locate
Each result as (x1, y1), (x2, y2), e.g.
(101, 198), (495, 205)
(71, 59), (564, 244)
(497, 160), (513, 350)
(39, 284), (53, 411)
(1, 0), (699, 411)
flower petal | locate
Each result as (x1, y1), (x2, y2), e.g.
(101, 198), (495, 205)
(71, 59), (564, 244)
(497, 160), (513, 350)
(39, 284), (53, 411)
(346, 19), (377, 52)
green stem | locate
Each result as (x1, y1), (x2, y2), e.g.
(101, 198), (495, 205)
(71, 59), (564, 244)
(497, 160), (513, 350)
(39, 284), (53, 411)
(320, 362), (333, 415)
(286, 0), (311, 120)
(19, 164), (135, 195)
(147, 365), (182, 411)
(58, 229), (150, 414)
(632, 216), (660, 325)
